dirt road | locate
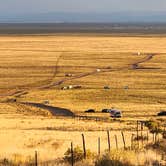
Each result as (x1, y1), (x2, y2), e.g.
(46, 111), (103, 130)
(0, 53), (157, 97)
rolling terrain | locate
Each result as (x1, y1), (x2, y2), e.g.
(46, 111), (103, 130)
(0, 34), (166, 163)
(0, 35), (165, 117)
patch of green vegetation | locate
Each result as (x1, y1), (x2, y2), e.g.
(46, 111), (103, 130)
(145, 119), (162, 134)
(64, 146), (95, 164)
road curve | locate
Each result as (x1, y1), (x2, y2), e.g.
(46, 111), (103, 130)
(0, 53), (157, 97)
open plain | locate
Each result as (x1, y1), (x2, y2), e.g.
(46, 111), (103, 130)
(0, 33), (166, 164)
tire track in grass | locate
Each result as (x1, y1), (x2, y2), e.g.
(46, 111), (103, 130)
(0, 53), (158, 97)
(48, 53), (157, 88)
(0, 53), (63, 97)
(0, 53), (159, 117)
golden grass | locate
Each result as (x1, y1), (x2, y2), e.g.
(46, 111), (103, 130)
(0, 34), (166, 163)
(0, 36), (165, 114)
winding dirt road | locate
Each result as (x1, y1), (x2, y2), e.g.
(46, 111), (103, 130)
(132, 54), (156, 69)
(0, 53), (158, 116)
(0, 53), (157, 97)
(47, 53), (157, 88)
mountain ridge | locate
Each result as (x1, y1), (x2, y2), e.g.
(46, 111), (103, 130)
(1, 11), (166, 23)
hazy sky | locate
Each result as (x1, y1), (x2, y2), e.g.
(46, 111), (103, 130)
(1, 0), (166, 14)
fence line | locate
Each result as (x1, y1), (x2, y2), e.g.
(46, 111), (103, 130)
(31, 128), (164, 166)
(4, 119), (166, 166)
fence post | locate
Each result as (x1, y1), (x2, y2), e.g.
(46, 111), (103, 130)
(115, 135), (118, 150)
(155, 133), (157, 144)
(141, 122), (144, 147)
(153, 133), (155, 143)
(71, 142), (74, 166)
(141, 122), (143, 137)
(107, 130), (111, 152)
(131, 134), (134, 150)
(147, 131), (149, 143)
(136, 121), (139, 140)
(121, 132), (126, 150)
(35, 151), (38, 166)
(98, 137), (100, 155)
(82, 134), (86, 159)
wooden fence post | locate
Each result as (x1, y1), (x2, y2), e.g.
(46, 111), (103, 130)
(115, 135), (118, 150)
(147, 131), (149, 143)
(136, 121), (139, 140)
(107, 130), (111, 152)
(121, 132), (126, 150)
(155, 133), (157, 144)
(71, 142), (74, 166)
(35, 151), (38, 166)
(141, 122), (144, 147)
(131, 134), (134, 150)
(98, 137), (100, 155)
(82, 134), (86, 159)
(141, 122), (143, 138)
(153, 133), (155, 143)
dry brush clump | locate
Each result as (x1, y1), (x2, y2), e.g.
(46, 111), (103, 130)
(63, 146), (162, 166)
(95, 149), (163, 166)
(64, 146), (95, 164)
(146, 139), (166, 154)
(0, 154), (34, 166)
(145, 119), (163, 134)
(95, 150), (135, 166)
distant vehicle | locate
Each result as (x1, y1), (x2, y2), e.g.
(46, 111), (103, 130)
(85, 109), (95, 113)
(137, 52), (141, 56)
(157, 111), (166, 116)
(124, 86), (129, 90)
(68, 85), (73, 89)
(109, 109), (122, 118)
(43, 100), (49, 105)
(73, 85), (82, 89)
(104, 86), (110, 90)
(102, 109), (109, 113)
(61, 86), (69, 90)
(101, 108), (122, 118)
(61, 85), (82, 90)
(7, 98), (17, 102)
(65, 73), (73, 77)
(96, 69), (101, 72)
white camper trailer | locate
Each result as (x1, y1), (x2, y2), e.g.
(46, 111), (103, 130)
(108, 109), (122, 118)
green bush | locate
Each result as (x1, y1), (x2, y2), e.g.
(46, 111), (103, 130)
(145, 120), (162, 134)
(64, 146), (94, 164)
(0, 158), (34, 166)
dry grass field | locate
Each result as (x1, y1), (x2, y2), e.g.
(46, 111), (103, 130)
(0, 34), (166, 164)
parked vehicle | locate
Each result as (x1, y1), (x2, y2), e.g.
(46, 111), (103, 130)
(104, 86), (110, 90)
(65, 73), (73, 77)
(101, 108), (122, 118)
(109, 109), (122, 118)
(157, 111), (166, 116)
(96, 69), (101, 72)
(61, 85), (82, 90)
(102, 109), (109, 113)
(43, 100), (49, 105)
(85, 109), (95, 113)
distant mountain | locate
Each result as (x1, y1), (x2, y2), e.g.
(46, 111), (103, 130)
(0, 11), (166, 23)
